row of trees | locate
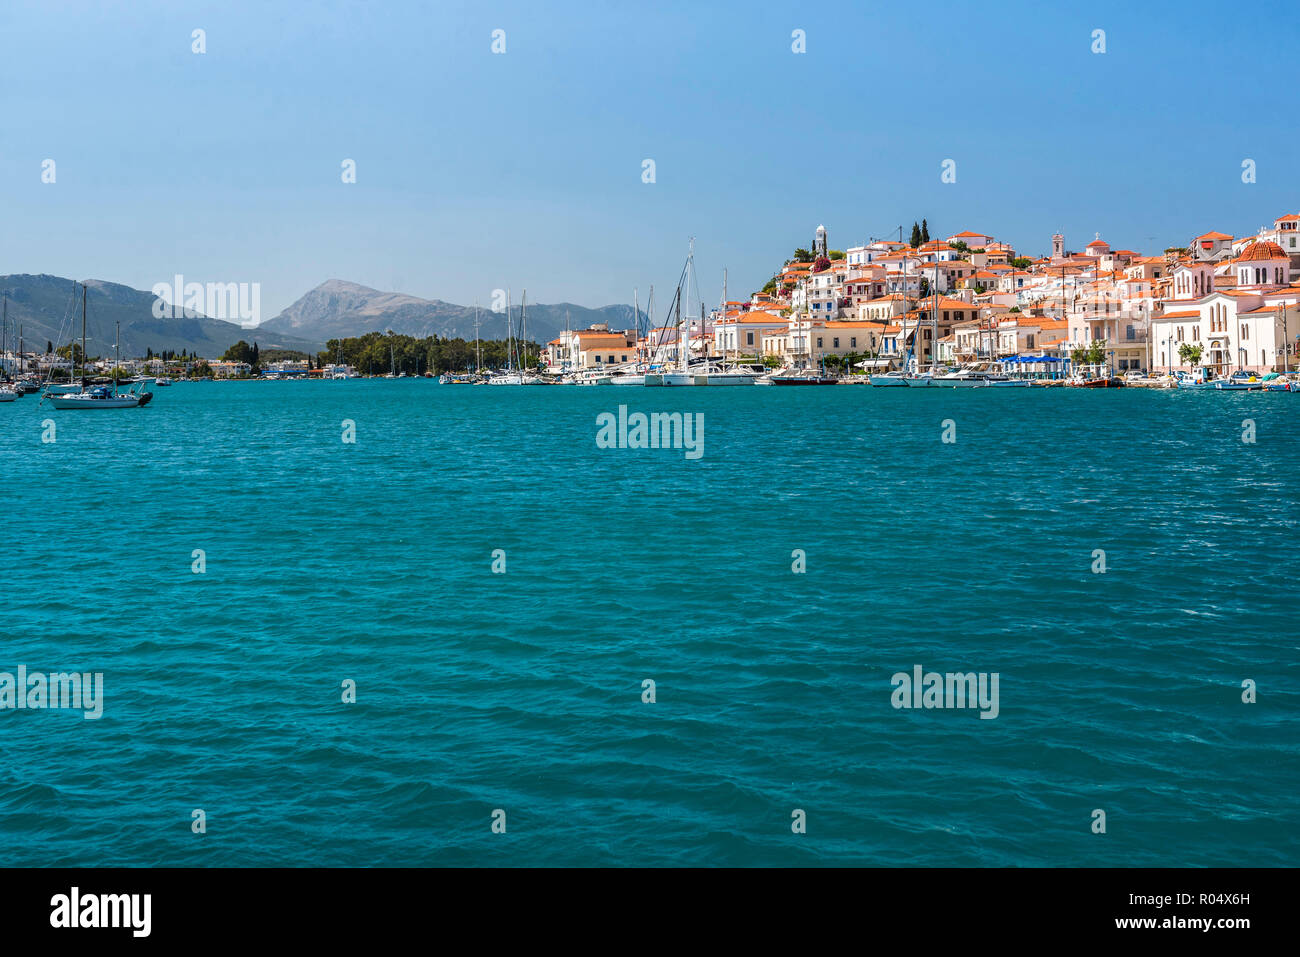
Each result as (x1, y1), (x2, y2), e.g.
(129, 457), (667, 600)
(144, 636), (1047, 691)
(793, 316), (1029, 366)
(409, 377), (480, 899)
(319, 332), (543, 375)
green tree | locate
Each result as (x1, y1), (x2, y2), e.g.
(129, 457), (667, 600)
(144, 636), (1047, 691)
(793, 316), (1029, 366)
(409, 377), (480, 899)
(761, 278), (777, 295)
(910, 222), (922, 247)
(1177, 343), (1203, 367)
(920, 219), (930, 243)
(1010, 257), (1032, 269)
(828, 249), (845, 260)
(222, 340), (254, 364)
(948, 240), (970, 254)
(792, 248), (813, 263)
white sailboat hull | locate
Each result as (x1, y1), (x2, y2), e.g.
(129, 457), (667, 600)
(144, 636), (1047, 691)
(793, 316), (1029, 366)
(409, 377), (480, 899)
(45, 393), (141, 409)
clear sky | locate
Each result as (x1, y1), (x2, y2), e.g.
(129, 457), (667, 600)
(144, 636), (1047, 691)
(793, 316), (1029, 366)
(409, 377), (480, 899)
(2, 0), (1296, 322)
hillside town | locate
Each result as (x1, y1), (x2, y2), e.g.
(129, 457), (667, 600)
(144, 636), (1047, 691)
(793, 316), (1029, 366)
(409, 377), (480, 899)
(4, 211), (1297, 385)
(542, 212), (1300, 380)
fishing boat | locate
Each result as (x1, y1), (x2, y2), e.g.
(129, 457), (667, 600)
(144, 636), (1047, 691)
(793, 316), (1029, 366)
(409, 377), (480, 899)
(1215, 370), (1265, 391)
(154, 377), (173, 387)
(767, 367), (839, 385)
(1067, 374), (1124, 388)
(1174, 367), (1218, 390)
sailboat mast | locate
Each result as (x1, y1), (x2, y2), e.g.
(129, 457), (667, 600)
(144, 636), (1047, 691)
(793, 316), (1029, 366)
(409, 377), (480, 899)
(521, 289), (527, 373)
(505, 287), (513, 372)
(114, 321), (120, 395)
(474, 302), (481, 374)
(81, 283), (87, 388)
(932, 245), (939, 373)
(681, 240), (693, 374)
(722, 268), (727, 365)
(632, 287), (638, 368)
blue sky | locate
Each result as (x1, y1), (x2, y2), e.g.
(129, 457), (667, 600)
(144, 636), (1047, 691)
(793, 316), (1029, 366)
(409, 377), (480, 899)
(2, 0), (1296, 322)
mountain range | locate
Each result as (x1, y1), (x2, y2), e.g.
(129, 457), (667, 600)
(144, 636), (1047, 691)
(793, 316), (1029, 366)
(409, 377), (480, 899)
(0, 274), (318, 359)
(0, 275), (644, 358)
(257, 279), (644, 347)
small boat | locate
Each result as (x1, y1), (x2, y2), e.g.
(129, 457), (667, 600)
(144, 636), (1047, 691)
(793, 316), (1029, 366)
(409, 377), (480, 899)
(0, 385), (17, 402)
(1215, 371), (1265, 391)
(1067, 375), (1124, 388)
(767, 370), (839, 385)
(154, 377), (173, 387)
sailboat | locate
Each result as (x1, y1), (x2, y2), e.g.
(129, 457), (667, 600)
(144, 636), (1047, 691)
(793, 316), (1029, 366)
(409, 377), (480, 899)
(43, 289), (152, 409)
(653, 241), (757, 386)
(0, 294), (19, 401)
(486, 288), (543, 384)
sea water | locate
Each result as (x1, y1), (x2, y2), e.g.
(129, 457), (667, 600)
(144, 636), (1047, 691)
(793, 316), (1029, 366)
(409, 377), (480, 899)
(1, 381), (1295, 866)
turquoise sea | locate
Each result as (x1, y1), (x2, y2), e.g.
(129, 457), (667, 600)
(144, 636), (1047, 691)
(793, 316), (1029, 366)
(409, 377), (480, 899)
(1, 381), (1296, 867)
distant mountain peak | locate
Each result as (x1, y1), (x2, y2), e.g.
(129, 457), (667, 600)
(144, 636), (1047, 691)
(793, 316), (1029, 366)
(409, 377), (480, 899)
(257, 279), (645, 346)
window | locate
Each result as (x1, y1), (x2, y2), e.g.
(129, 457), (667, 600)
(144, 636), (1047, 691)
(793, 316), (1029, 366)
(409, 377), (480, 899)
(833, 337), (840, 348)
(595, 355), (602, 363)
(851, 337), (857, 347)
(817, 337), (823, 347)
(1192, 326), (1199, 340)
(1026, 335), (1034, 347)
(746, 332), (754, 345)
(1177, 326), (1185, 342)
(1126, 325), (1135, 341)
(1241, 324), (1249, 341)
